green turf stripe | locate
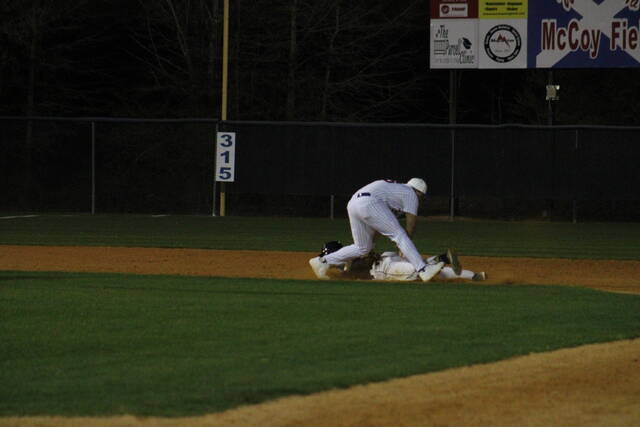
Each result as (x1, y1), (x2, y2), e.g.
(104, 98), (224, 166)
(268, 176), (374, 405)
(1, 271), (639, 416)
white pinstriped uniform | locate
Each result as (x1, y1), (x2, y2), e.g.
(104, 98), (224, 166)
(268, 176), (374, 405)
(370, 252), (476, 281)
(323, 180), (427, 272)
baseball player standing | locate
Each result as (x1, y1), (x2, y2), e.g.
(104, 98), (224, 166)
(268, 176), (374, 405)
(309, 178), (444, 282)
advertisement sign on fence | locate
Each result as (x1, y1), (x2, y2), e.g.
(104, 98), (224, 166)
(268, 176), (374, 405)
(430, 0), (479, 68)
(430, 0), (640, 68)
(529, 0), (640, 68)
(478, 0), (527, 68)
(430, 19), (479, 68)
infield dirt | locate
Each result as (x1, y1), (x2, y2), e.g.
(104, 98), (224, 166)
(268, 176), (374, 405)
(1, 245), (639, 426)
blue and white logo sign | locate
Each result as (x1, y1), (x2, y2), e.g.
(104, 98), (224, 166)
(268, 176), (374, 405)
(485, 24), (523, 63)
(529, 0), (640, 68)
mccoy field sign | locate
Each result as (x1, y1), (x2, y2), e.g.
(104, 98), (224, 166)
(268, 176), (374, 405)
(430, 0), (640, 68)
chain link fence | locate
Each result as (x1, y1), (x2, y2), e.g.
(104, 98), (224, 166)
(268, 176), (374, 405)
(2, 117), (639, 221)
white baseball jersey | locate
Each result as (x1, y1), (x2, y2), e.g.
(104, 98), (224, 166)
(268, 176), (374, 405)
(370, 252), (477, 281)
(353, 180), (419, 216)
(323, 180), (427, 272)
(370, 252), (419, 281)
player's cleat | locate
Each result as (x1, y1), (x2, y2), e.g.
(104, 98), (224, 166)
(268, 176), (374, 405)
(418, 261), (444, 282)
(309, 256), (330, 280)
(472, 272), (487, 281)
(446, 248), (462, 275)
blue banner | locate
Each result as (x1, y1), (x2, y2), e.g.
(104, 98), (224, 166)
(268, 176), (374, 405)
(529, 0), (640, 68)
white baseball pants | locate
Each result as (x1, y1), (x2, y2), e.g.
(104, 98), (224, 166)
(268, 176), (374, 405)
(323, 195), (427, 272)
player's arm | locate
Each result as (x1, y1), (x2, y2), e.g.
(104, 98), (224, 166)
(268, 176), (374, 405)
(405, 212), (417, 238)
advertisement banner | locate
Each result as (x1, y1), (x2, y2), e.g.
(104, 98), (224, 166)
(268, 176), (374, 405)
(430, 1), (479, 68)
(478, 1), (528, 68)
(479, 19), (528, 68)
(430, 19), (479, 68)
(528, 0), (640, 68)
(431, 0), (478, 19)
(429, 0), (640, 68)
(479, 0), (527, 18)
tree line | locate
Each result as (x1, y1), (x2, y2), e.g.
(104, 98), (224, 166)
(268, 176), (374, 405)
(2, 0), (639, 125)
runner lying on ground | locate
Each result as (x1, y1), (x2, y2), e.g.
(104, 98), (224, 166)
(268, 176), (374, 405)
(318, 241), (487, 282)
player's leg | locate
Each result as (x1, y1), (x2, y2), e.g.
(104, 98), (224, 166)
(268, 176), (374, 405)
(365, 202), (425, 271)
(364, 202), (443, 281)
(324, 201), (375, 264)
(437, 266), (474, 280)
(426, 249), (462, 275)
(437, 267), (487, 281)
(311, 199), (375, 279)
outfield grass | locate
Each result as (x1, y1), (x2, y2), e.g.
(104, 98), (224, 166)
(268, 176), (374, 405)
(1, 271), (639, 417)
(1, 214), (640, 259)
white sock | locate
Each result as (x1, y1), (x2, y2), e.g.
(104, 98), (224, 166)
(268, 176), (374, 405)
(438, 266), (475, 280)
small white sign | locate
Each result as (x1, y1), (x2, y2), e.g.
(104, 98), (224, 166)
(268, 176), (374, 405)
(215, 132), (236, 182)
(430, 19), (479, 69)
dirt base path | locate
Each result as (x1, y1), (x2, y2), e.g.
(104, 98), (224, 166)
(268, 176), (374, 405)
(1, 245), (640, 426)
(2, 245), (640, 294)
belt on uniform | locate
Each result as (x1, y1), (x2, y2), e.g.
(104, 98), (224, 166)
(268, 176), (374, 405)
(356, 192), (371, 198)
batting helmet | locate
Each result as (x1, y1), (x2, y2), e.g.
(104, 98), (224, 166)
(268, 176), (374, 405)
(319, 240), (343, 257)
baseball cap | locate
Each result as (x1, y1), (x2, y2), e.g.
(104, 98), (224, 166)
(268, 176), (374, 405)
(406, 178), (427, 195)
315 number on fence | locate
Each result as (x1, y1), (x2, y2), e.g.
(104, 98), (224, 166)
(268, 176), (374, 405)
(215, 132), (236, 182)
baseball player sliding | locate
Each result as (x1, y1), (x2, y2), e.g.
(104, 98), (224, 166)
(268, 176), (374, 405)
(369, 251), (487, 282)
(316, 241), (487, 282)
(309, 178), (445, 282)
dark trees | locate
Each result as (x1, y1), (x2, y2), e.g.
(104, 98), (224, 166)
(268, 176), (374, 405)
(1, 1), (639, 124)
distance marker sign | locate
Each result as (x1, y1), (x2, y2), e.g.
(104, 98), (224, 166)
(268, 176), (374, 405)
(215, 132), (236, 182)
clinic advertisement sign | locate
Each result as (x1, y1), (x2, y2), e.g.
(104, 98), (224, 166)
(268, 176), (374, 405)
(430, 0), (479, 68)
(429, 0), (640, 68)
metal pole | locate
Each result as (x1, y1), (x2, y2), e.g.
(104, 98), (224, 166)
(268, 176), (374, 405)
(212, 122), (218, 217)
(450, 130), (455, 221)
(91, 121), (96, 215)
(573, 129), (578, 224)
(221, 0), (229, 122)
(547, 70), (555, 220)
(219, 0), (230, 217)
(547, 70), (553, 126)
(449, 69), (457, 221)
(330, 194), (334, 220)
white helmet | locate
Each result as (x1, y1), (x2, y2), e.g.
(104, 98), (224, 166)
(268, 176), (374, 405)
(406, 178), (427, 195)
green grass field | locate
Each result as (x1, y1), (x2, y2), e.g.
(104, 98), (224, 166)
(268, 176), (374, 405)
(1, 215), (639, 417)
(2, 214), (640, 259)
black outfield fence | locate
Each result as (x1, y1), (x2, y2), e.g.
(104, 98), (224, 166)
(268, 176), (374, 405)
(1, 117), (639, 221)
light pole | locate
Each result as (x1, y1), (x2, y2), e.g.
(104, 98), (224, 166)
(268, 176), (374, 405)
(546, 70), (559, 125)
(219, 0), (230, 217)
(449, 69), (457, 221)
(545, 70), (560, 220)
